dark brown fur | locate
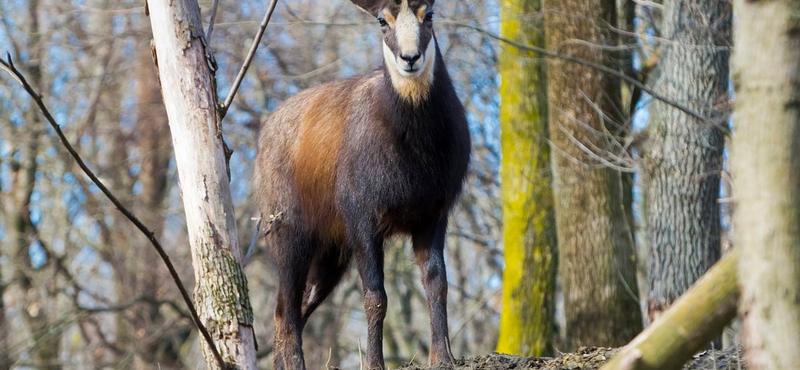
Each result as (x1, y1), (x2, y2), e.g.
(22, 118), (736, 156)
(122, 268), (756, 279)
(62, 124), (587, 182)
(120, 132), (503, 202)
(254, 1), (470, 369)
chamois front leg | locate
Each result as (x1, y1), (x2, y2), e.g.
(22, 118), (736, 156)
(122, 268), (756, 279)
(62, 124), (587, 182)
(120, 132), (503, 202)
(350, 221), (388, 370)
(412, 217), (455, 365)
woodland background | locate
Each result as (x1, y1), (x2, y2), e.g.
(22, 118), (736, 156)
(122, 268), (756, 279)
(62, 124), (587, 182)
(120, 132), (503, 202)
(1, 0), (793, 369)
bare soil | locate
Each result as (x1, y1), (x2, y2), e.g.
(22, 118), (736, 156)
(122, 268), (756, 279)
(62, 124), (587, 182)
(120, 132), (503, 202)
(396, 346), (745, 370)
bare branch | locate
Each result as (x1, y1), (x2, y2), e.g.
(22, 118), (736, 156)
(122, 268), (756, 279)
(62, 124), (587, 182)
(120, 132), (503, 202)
(453, 22), (709, 122)
(206, 0), (221, 42)
(0, 52), (227, 370)
(80, 295), (191, 321)
(220, 0), (279, 119)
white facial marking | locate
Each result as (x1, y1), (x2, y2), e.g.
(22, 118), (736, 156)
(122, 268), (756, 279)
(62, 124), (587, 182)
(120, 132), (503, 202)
(395, 0), (420, 59)
(383, 41), (398, 72)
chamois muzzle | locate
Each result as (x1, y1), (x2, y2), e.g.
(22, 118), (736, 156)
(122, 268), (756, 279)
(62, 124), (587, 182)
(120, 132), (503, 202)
(400, 52), (422, 71)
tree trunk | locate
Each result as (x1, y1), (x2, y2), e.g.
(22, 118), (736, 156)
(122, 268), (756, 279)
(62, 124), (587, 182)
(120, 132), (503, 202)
(497, 0), (557, 357)
(642, 0), (731, 322)
(147, 1), (257, 368)
(0, 266), (7, 369)
(733, 1), (800, 368)
(9, 88), (62, 370)
(131, 23), (182, 369)
(5, 1), (63, 367)
(0, 101), (5, 369)
(544, 0), (642, 348)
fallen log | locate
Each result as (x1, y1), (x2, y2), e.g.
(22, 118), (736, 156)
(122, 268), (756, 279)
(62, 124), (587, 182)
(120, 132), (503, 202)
(600, 249), (739, 370)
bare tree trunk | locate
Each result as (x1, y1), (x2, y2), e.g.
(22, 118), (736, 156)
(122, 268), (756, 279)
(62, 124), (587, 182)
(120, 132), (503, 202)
(9, 99), (62, 370)
(0, 95), (8, 369)
(4, 1), (63, 367)
(642, 0), (731, 322)
(0, 269), (7, 370)
(0, 111), (6, 368)
(733, 1), (800, 368)
(131, 23), (182, 369)
(497, 0), (557, 357)
(544, 0), (642, 348)
(147, 0), (257, 368)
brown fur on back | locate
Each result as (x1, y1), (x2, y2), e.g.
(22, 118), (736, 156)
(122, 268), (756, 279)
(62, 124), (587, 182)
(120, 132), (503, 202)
(255, 72), (381, 243)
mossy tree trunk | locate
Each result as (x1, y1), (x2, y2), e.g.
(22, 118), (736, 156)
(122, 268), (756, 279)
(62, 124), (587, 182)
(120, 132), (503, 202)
(641, 0), (732, 322)
(497, 0), (557, 357)
(733, 1), (800, 368)
(543, 0), (642, 348)
(147, 0), (257, 368)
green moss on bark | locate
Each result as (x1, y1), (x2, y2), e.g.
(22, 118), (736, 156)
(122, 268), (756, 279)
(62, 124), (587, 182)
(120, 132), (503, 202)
(497, 0), (557, 357)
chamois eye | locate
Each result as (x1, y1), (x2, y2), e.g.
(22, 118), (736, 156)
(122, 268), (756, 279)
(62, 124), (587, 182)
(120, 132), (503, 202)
(424, 12), (433, 22)
(377, 17), (388, 27)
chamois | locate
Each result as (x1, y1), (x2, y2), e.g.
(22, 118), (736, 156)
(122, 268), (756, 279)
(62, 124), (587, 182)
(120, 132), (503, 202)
(253, 0), (470, 369)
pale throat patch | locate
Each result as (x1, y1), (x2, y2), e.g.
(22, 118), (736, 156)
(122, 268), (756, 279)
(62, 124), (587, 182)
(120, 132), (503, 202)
(383, 41), (435, 105)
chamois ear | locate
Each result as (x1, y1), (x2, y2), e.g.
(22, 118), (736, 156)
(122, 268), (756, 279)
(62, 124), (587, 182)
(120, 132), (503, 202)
(350, 0), (383, 17)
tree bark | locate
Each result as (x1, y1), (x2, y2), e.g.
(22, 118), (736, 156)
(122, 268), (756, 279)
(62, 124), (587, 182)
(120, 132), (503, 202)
(544, 0), (642, 348)
(733, 1), (800, 368)
(600, 250), (738, 370)
(0, 262), (7, 369)
(5, 1), (63, 367)
(147, 0), (257, 368)
(497, 0), (557, 357)
(0, 98), (6, 368)
(642, 0), (731, 322)
(9, 80), (62, 370)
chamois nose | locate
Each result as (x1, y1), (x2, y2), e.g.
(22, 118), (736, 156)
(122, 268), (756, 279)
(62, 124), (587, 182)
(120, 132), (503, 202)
(400, 52), (421, 66)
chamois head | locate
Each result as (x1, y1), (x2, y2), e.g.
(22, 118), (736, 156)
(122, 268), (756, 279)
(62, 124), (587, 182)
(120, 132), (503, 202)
(351, 0), (437, 104)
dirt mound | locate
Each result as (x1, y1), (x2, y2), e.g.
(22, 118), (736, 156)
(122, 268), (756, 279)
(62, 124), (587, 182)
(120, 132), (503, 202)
(396, 346), (744, 370)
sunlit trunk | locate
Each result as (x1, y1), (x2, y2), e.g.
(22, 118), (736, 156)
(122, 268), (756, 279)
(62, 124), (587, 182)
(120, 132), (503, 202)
(147, 0), (257, 367)
(733, 0), (800, 368)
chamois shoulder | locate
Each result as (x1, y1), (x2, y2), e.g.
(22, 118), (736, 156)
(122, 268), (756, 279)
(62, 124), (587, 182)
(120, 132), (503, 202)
(257, 71), (381, 146)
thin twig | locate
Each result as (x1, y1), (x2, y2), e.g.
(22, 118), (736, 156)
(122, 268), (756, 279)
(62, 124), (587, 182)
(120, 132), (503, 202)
(550, 103), (635, 172)
(408, 352), (419, 365)
(220, 0), (279, 119)
(206, 0), (221, 42)
(242, 217), (261, 267)
(453, 22), (708, 122)
(0, 53), (229, 370)
(358, 338), (364, 370)
(78, 295), (191, 321)
(325, 348), (332, 370)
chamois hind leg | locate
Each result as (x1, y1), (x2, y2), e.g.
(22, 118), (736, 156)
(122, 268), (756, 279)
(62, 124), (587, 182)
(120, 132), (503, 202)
(412, 217), (454, 365)
(272, 228), (312, 370)
(300, 245), (352, 327)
